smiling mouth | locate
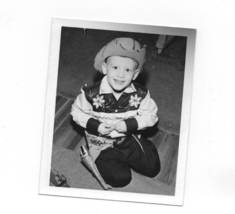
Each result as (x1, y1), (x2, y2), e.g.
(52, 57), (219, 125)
(114, 79), (125, 84)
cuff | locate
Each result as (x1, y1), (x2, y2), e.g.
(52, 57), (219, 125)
(86, 118), (101, 135)
(124, 118), (138, 133)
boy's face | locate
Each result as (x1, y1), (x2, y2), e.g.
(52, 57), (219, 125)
(102, 56), (139, 93)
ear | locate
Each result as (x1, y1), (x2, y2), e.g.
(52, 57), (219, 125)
(132, 69), (140, 80)
(101, 62), (108, 75)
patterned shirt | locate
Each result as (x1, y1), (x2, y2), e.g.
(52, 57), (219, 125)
(71, 76), (158, 138)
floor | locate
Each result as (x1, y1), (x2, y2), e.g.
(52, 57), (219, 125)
(52, 95), (179, 194)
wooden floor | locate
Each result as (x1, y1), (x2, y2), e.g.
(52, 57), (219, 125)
(52, 95), (179, 188)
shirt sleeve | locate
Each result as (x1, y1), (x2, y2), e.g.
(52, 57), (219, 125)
(71, 88), (101, 134)
(134, 90), (158, 130)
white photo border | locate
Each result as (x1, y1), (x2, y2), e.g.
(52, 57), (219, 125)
(39, 18), (196, 206)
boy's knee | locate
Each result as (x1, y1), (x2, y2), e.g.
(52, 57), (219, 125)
(104, 171), (132, 188)
(148, 145), (161, 177)
(144, 159), (161, 178)
(148, 164), (161, 178)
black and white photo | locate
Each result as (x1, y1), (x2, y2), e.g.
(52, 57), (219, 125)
(39, 18), (196, 205)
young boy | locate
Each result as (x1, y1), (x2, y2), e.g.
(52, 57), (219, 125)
(71, 38), (161, 188)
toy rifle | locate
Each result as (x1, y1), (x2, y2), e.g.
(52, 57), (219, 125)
(80, 146), (111, 190)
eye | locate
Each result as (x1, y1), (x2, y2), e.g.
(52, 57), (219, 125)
(126, 69), (131, 72)
(113, 66), (118, 69)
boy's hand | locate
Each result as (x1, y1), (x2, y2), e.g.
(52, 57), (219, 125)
(98, 123), (114, 135)
(114, 121), (127, 133)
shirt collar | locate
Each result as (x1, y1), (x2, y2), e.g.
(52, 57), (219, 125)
(99, 75), (136, 94)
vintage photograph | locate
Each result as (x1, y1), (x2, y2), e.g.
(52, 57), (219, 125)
(39, 19), (196, 205)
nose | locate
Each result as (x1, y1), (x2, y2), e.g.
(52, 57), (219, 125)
(117, 69), (125, 78)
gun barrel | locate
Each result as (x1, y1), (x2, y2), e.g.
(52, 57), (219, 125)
(80, 146), (109, 190)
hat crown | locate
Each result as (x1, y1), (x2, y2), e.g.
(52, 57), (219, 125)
(115, 38), (142, 51)
(94, 37), (146, 73)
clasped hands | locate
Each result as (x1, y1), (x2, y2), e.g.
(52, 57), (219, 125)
(98, 121), (127, 135)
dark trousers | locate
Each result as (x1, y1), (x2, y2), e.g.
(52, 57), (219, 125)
(95, 136), (161, 188)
